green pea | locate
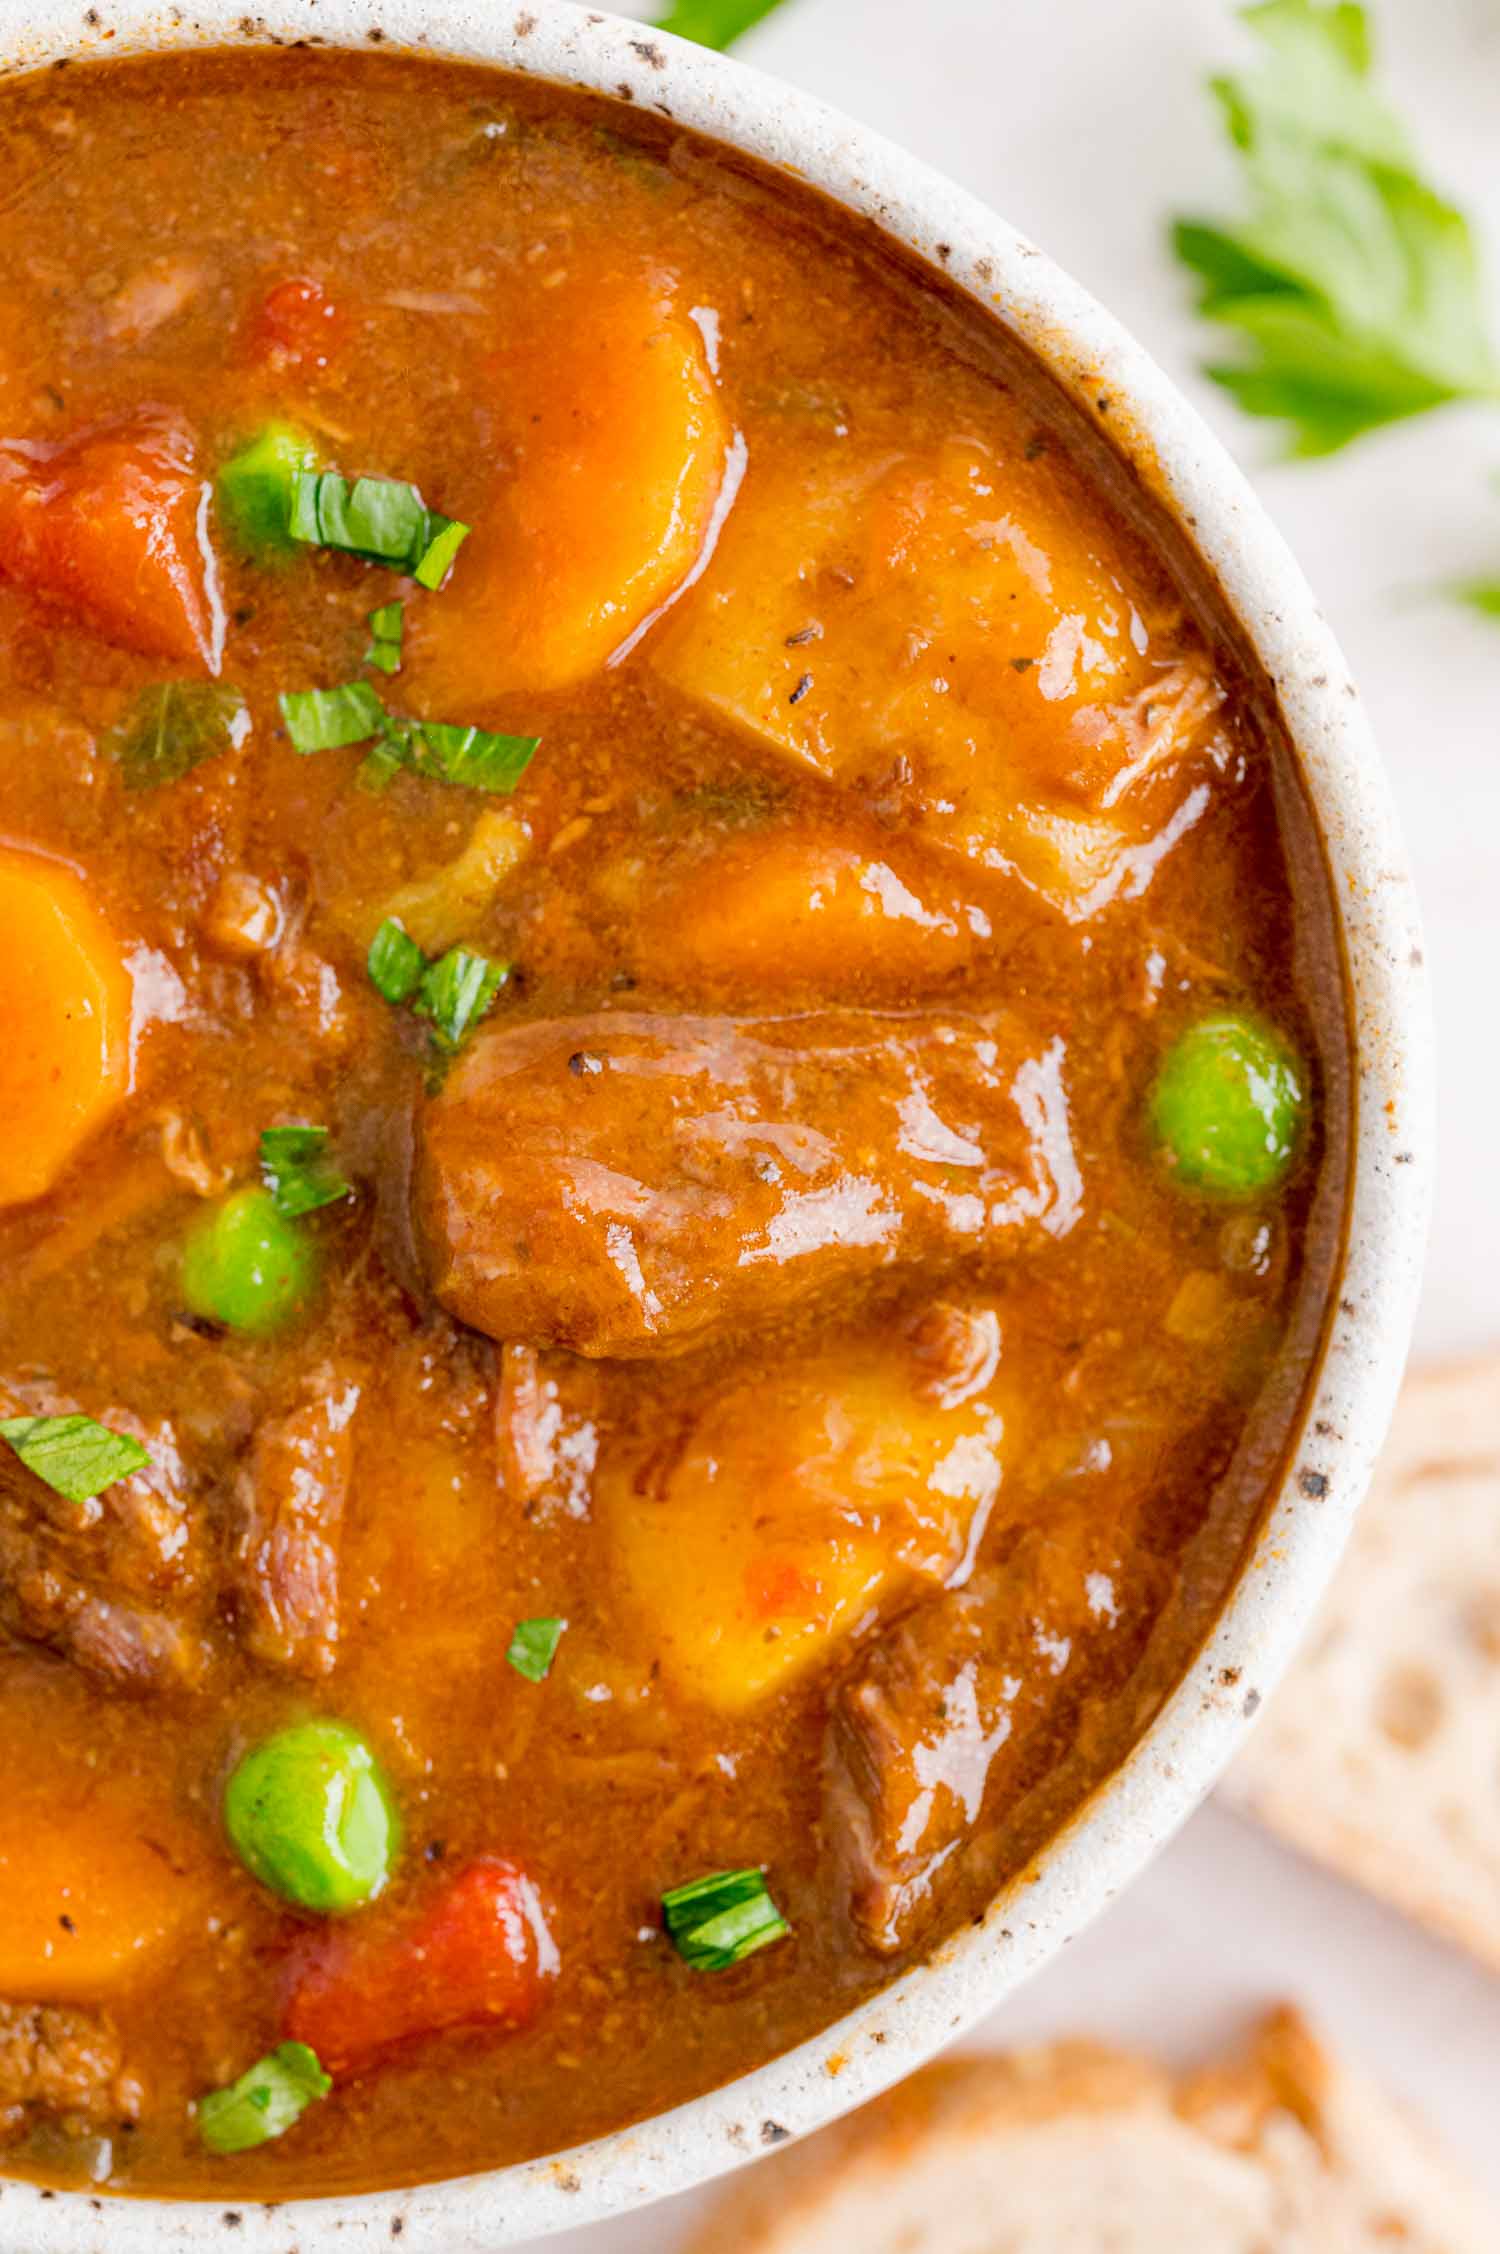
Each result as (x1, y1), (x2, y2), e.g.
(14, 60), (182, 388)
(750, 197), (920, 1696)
(181, 1185), (318, 1337)
(224, 1720), (398, 1914)
(1148, 1012), (1304, 1198)
(217, 422), (317, 553)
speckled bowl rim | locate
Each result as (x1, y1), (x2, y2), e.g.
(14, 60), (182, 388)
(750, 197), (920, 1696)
(0, 1), (1432, 2245)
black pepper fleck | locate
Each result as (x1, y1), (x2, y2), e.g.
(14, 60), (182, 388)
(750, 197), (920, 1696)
(788, 673), (813, 707)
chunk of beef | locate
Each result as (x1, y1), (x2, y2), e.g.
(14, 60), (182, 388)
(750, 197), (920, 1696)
(230, 1363), (363, 1677)
(0, 1379), (215, 1693)
(826, 1534), (1128, 1957)
(0, 2001), (140, 2144)
(494, 1343), (599, 1522)
(417, 1010), (1080, 1358)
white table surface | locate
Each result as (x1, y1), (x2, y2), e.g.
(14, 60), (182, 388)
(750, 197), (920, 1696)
(539, 1), (1500, 2240)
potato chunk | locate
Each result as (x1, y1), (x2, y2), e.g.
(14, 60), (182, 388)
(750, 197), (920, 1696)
(415, 1009), (1080, 1358)
(650, 436), (1225, 919)
(601, 1310), (1009, 1709)
(412, 273), (732, 702)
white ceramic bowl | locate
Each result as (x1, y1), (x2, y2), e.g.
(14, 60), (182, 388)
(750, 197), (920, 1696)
(0, 2), (1431, 2245)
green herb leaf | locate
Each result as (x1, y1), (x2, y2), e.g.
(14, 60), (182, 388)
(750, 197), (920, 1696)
(412, 519), (471, 592)
(282, 680), (536, 797)
(661, 1868), (790, 1972)
(355, 735), (408, 795)
(288, 470), (470, 585)
(107, 682), (250, 791)
(1456, 580), (1500, 620)
(280, 681), (387, 753)
(506, 1616), (566, 1682)
(196, 2042), (331, 2156)
(414, 946), (510, 1054)
(218, 423), (319, 553)
(367, 917), (427, 1005)
(258, 1125), (353, 1219)
(364, 600), (405, 676)
(1172, 0), (1500, 455)
(0, 1414), (150, 1506)
(653, 0), (790, 49)
(386, 720), (539, 795)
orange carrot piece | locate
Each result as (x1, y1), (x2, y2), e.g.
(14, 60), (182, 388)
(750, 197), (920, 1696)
(412, 273), (730, 702)
(283, 1857), (557, 2077)
(0, 847), (132, 1208)
(0, 1763), (215, 2000)
(0, 410), (221, 669)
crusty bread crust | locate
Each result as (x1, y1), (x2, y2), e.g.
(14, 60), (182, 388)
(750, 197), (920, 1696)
(1224, 1353), (1500, 1973)
(688, 2009), (1493, 2252)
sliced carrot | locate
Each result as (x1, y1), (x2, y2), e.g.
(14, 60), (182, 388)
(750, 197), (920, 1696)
(0, 1765), (213, 2000)
(412, 272), (730, 702)
(0, 410), (221, 669)
(283, 1857), (557, 2077)
(0, 847), (132, 1208)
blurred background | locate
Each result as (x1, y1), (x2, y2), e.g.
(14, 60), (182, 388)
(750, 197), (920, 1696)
(528, 0), (1500, 2243)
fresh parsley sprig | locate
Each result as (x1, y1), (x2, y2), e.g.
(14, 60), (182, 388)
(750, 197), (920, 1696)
(1172, 0), (1500, 456)
(652, 0), (789, 49)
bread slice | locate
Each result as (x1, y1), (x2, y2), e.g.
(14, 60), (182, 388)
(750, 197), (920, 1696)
(688, 2008), (1493, 2253)
(1223, 1353), (1500, 1971)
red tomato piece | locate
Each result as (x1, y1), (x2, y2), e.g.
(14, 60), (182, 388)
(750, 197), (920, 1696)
(250, 277), (347, 372)
(0, 410), (222, 671)
(283, 1857), (558, 2078)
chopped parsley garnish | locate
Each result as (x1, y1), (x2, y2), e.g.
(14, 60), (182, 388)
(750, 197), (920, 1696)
(652, 0), (790, 49)
(506, 1616), (566, 1682)
(279, 681), (388, 754)
(367, 923), (506, 1056)
(364, 600), (405, 676)
(279, 680), (537, 797)
(385, 720), (538, 794)
(0, 1414), (150, 1506)
(366, 917), (427, 1005)
(1172, 0), (1500, 454)
(661, 1868), (790, 1972)
(258, 1125), (353, 1219)
(107, 681), (250, 791)
(218, 423), (319, 553)
(414, 945), (511, 1054)
(196, 2042), (331, 2157)
(288, 470), (470, 587)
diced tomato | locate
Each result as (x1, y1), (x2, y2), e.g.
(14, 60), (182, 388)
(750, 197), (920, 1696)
(249, 277), (347, 372)
(0, 411), (221, 671)
(282, 1856), (557, 2078)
